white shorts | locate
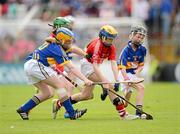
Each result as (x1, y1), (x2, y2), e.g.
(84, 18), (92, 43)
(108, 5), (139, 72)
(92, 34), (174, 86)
(118, 71), (139, 94)
(80, 58), (94, 78)
(24, 59), (57, 84)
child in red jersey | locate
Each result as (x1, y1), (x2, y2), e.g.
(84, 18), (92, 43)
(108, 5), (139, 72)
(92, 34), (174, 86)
(53, 25), (139, 120)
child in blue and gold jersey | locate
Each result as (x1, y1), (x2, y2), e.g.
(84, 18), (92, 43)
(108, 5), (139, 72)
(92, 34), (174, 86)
(16, 27), (92, 120)
(117, 25), (147, 118)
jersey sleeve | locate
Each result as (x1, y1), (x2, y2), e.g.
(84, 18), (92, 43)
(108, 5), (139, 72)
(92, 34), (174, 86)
(108, 45), (116, 60)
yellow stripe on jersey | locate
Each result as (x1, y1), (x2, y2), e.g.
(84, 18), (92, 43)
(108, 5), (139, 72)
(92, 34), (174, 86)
(65, 47), (73, 53)
(118, 65), (126, 70)
(47, 57), (57, 65)
(32, 53), (40, 60)
(57, 60), (70, 68)
(118, 62), (136, 70)
(139, 62), (144, 66)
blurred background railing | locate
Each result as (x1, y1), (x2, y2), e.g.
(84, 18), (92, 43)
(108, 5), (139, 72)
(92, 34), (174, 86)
(0, 0), (179, 83)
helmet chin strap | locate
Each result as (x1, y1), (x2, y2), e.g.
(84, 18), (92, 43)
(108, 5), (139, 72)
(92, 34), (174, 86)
(101, 36), (112, 47)
(131, 42), (140, 48)
(103, 42), (112, 47)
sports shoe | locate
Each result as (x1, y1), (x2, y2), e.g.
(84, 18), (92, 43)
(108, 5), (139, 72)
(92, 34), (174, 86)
(100, 89), (108, 101)
(64, 112), (70, 118)
(122, 114), (140, 120)
(70, 109), (87, 120)
(16, 108), (29, 120)
(52, 99), (62, 119)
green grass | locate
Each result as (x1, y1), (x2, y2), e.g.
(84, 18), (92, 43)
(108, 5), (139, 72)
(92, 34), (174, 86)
(0, 83), (180, 134)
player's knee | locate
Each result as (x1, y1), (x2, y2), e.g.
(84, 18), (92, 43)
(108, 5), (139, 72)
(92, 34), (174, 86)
(83, 93), (94, 100)
(124, 102), (128, 107)
(138, 86), (144, 93)
(113, 97), (123, 106)
(48, 91), (54, 99)
(87, 93), (94, 100)
(41, 91), (54, 99)
(57, 88), (68, 101)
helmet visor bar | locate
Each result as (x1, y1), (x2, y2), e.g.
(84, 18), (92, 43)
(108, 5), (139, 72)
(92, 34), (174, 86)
(105, 37), (115, 44)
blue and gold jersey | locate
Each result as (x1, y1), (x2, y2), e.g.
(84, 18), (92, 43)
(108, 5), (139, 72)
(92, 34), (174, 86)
(26, 43), (69, 67)
(117, 41), (147, 74)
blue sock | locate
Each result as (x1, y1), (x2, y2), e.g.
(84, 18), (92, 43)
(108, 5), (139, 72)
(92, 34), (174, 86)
(20, 96), (40, 113)
(62, 99), (75, 118)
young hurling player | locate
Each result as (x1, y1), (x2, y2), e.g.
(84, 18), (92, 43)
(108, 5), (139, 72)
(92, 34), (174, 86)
(117, 25), (147, 117)
(53, 25), (139, 120)
(46, 16), (90, 96)
(16, 27), (93, 120)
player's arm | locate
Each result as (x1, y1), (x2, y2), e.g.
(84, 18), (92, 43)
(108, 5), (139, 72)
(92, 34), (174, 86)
(110, 60), (119, 82)
(70, 46), (87, 57)
(92, 62), (110, 82)
(120, 68), (129, 80)
(134, 47), (146, 76)
(45, 36), (56, 43)
(134, 65), (144, 76)
(117, 51), (129, 80)
(65, 61), (92, 86)
(92, 62), (111, 89)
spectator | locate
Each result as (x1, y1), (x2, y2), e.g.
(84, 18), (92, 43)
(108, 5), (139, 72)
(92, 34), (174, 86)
(0, 35), (16, 63)
(133, 0), (150, 22)
(160, 0), (173, 38)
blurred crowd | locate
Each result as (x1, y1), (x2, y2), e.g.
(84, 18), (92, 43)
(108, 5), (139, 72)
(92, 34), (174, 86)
(1, 0), (180, 35)
(0, 0), (180, 63)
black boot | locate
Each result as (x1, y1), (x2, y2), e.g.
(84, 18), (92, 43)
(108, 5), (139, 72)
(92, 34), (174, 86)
(100, 88), (108, 101)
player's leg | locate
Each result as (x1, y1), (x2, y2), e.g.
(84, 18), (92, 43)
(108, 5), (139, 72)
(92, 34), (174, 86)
(62, 72), (100, 118)
(132, 83), (145, 117)
(124, 90), (132, 107)
(69, 72), (100, 103)
(121, 84), (133, 107)
(52, 75), (76, 119)
(118, 72), (134, 107)
(123, 73), (145, 117)
(16, 82), (52, 120)
(43, 76), (87, 120)
(107, 91), (139, 120)
(16, 60), (55, 120)
(17, 59), (86, 120)
(66, 71), (77, 96)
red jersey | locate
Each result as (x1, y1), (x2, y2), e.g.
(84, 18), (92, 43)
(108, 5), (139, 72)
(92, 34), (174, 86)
(86, 38), (116, 64)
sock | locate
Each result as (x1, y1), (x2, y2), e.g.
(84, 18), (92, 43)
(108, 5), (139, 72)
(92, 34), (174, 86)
(113, 97), (126, 117)
(56, 100), (62, 108)
(70, 97), (78, 104)
(62, 98), (75, 118)
(116, 103), (126, 117)
(136, 105), (143, 116)
(20, 96), (40, 113)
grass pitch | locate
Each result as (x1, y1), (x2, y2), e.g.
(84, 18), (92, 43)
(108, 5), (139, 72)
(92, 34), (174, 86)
(0, 82), (180, 134)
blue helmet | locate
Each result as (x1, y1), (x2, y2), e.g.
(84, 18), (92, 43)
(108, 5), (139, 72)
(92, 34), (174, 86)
(55, 27), (74, 45)
(99, 25), (118, 46)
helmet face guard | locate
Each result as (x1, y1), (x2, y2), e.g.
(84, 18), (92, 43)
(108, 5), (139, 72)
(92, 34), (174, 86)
(130, 25), (147, 44)
(55, 27), (74, 46)
(99, 25), (118, 46)
(101, 35), (116, 47)
(131, 25), (147, 36)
